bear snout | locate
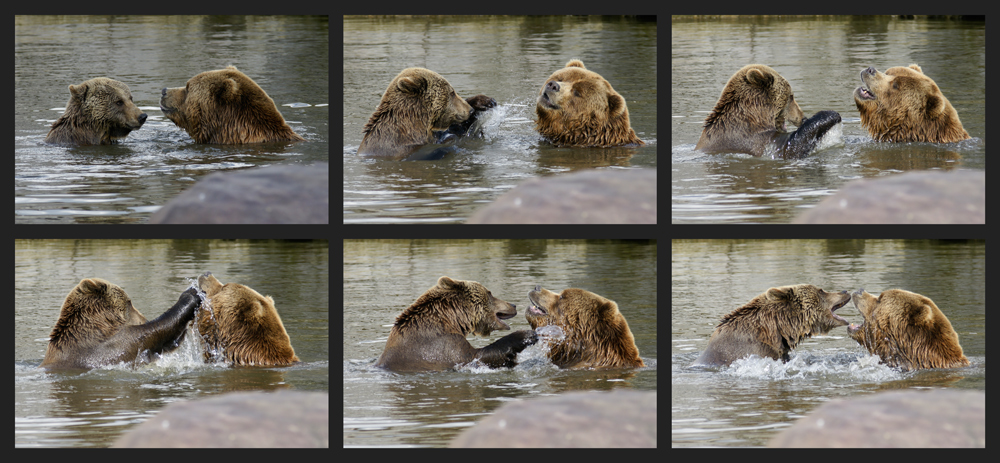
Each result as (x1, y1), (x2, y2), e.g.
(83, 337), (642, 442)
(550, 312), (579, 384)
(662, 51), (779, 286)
(138, 113), (148, 125)
(546, 80), (560, 93)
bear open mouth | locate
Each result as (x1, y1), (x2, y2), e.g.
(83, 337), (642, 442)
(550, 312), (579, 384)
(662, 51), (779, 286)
(527, 304), (547, 316)
(538, 91), (558, 110)
(830, 297), (850, 324)
(857, 86), (875, 100)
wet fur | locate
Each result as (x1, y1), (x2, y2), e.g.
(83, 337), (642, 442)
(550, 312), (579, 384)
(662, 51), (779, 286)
(849, 289), (969, 370)
(45, 77), (147, 145)
(526, 286), (643, 369)
(535, 60), (644, 147)
(854, 64), (970, 143)
(694, 285), (850, 366)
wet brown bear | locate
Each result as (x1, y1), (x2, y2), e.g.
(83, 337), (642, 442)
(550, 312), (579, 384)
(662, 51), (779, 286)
(160, 66), (305, 144)
(196, 272), (299, 366)
(525, 286), (644, 369)
(694, 285), (850, 366)
(696, 64), (842, 158)
(376, 276), (538, 372)
(40, 278), (200, 370)
(358, 67), (496, 160)
(535, 60), (644, 147)
(848, 289), (969, 370)
(44, 77), (147, 145)
(854, 64), (970, 143)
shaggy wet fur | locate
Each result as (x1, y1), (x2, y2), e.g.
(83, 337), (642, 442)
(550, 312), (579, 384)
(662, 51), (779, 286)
(160, 66), (304, 144)
(197, 272), (299, 366)
(358, 67), (473, 159)
(45, 77), (147, 145)
(854, 64), (970, 143)
(41, 278), (199, 370)
(695, 64), (845, 158)
(849, 289), (969, 370)
(535, 60), (644, 147)
(526, 286), (643, 369)
(694, 284), (851, 366)
(376, 276), (536, 372)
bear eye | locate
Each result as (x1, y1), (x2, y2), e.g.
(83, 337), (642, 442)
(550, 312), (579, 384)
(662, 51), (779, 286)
(116, 100), (124, 106)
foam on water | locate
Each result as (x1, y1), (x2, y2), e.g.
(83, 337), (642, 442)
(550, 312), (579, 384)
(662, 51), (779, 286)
(723, 351), (901, 382)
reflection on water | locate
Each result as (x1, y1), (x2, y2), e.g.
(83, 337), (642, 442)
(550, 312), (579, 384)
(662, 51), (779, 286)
(14, 240), (329, 448)
(671, 16), (985, 223)
(14, 16), (329, 223)
(344, 16), (657, 224)
(672, 239), (985, 447)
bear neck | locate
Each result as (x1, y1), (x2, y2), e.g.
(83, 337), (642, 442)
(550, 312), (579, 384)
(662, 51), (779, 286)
(393, 294), (476, 336)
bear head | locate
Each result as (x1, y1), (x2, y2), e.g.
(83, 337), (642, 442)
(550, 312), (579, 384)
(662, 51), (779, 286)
(853, 64), (970, 143)
(196, 272), (299, 366)
(743, 284), (851, 335)
(160, 66), (305, 144)
(45, 78), (147, 145)
(48, 278), (148, 343)
(702, 64), (805, 137)
(535, 59), (644, 147)
(848, 288), (969, 370)
(526, 286), (643, 369)
(359, 68), (474, 158)
(393, 276), (516, 337)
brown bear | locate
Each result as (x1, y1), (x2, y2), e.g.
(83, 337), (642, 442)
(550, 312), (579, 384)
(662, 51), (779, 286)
(196, 272), (299, 366)
(696, 64), (842, 159)
(848, 289), (969, 370)
(160, 66), (305, 144)
(376, 276), (538, 372)
(358, 67), (496, 160)
(44, 77), (147, 145)
(525, 286), (644, 369)
(694, 285), (851, 366)
(854, 64), (971, 143)
(535, 60), (644, 147)
(40, 278), (200, 370)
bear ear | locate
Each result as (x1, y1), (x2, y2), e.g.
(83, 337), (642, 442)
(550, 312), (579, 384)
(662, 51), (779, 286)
(397, 75), (427, 95)
(924, 93), (945, 118)
(765, 287), (790, 301)
(437, 276), (459, 290)
(69, 82), (89, 102)
(78, 278), (106, 294)
(608, 92), (626, 118)
(908, 64), (924, 74)
(744, 69), (773, 88)
(566, 59), (586, 69)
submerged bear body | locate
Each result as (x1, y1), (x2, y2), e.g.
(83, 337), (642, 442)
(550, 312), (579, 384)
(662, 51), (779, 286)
(160, 66), (304, 144)
(376, 276), (537, 372)
(40, 278), (200, 370)
(45, 77), (147, 145)
(535, 60), (644, 147)
(696, 64), (841, 159)
(694, 284), (850, 366)
(848, 288), (969, 370)
(853, 64), (970, 143)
